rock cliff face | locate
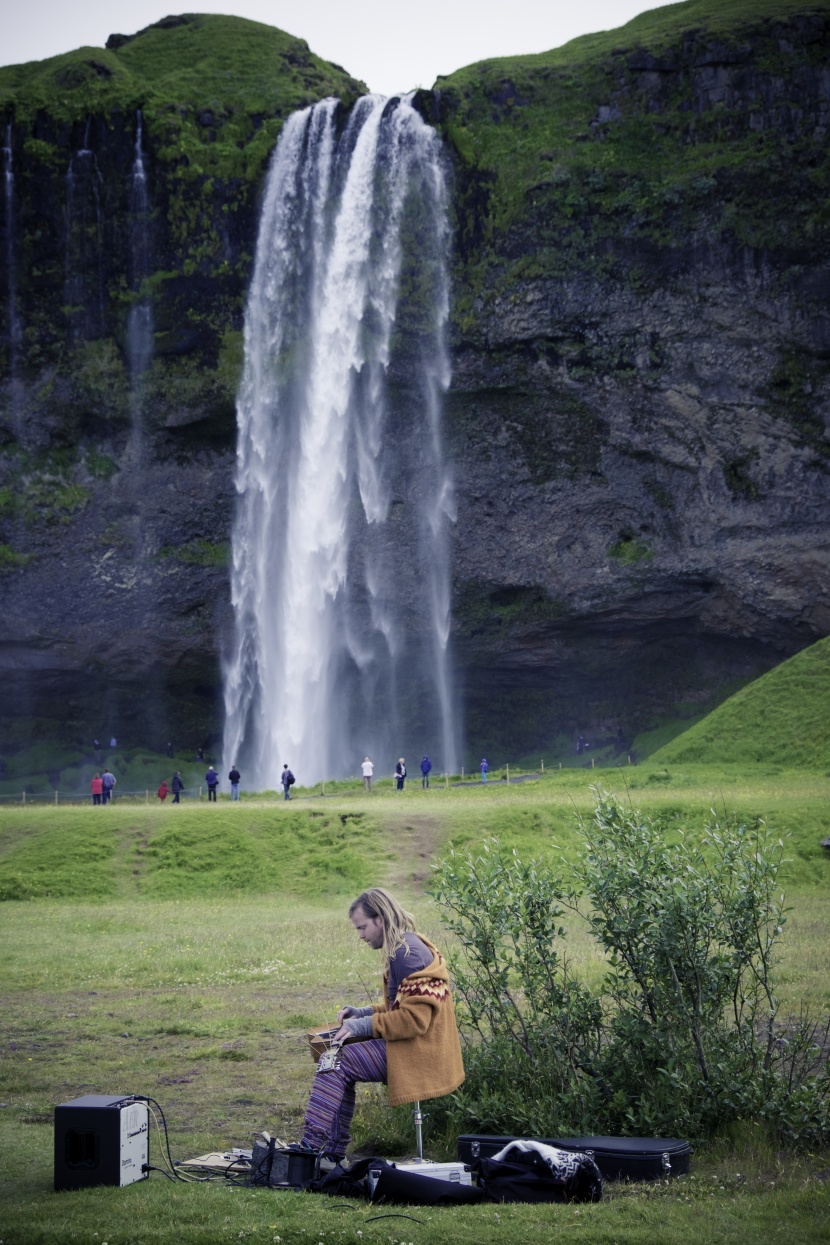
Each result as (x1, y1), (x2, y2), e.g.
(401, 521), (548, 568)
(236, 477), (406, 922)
(432, 0), (830, 754)
(0, 3), (828, 761)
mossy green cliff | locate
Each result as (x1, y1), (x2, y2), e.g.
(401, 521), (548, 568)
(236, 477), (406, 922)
(0, 3), (828, 762)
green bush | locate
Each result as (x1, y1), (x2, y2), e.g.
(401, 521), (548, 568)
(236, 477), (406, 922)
(430, 791), (830, 1146)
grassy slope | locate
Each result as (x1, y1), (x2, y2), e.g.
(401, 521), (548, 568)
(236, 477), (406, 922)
(652, 635), (830, 766)
(0, 13), (366, 179)
(0, 790), (828, 1242)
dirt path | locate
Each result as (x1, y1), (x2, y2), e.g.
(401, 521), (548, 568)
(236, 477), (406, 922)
(371, 809), (446, 895)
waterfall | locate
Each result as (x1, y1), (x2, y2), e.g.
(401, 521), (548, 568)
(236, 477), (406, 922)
(126, 110), (153, 459)
(2, 123), (21, 396)
(223, 94), (458, 788)
(64, 118), (105, 339)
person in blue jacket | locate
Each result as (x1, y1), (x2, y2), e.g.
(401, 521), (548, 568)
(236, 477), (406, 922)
(420, 755), (432, 789)
(206, 766), (219, 801)
(480, 758), (489, 783)
(171, 772), (184, 804)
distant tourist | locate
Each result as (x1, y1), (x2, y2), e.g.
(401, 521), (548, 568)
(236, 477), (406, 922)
(166, 741), (174, 758)
(171, 772), (184, 804)
(196, 745), (205, 762)
(480, 758), (489, 783)
(420, 755), (432, 789)
(157, 779), (168, 801)
(362, 756), (374, 792)
(395, 758), (406, 792)
(91, 773), (103, 806)
(228, 764), (241, 801)
(282, 763), (295, 801)
(576, 735), (585, 755)
(101, 768), (116, 804)
(109, 737), (117, 750)
(205, 766), (219, 802)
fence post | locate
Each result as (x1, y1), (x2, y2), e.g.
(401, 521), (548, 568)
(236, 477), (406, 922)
(506, 764), (510, 783)
(445, 771), (448, 788)
(22, 790), (26, 805)
(559, 762), (562, 770)
(322, 780), (325, 796)
(461, 767), (464, 782)
(541, 758), (544, 773)
(591, 757), (595, 768)
(145, 790), (149, 804)
(54, 788), (58, 806)
(199, 785), (203, 800)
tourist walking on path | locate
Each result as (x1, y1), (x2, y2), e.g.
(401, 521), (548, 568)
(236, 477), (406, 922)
(91, 773), (103, 806)
(282, 764), (295, 800)
(171, 772), (184, 803)
(157, 779), (168, 801)
(206, 766), (219, 801)
(300, 887), (464, 1159)
(480, 758), (489, 783)
(101, 769), (116, 804)
(420, 755), (432, 788)
(395, 758), (406, 791)
(361, 756), (374, 792)
(229, 765), (241, 801)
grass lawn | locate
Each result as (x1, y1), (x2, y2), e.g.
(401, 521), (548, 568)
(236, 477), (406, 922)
(1, 768), (828, 1242)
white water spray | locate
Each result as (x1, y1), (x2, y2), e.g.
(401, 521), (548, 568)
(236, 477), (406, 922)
(223, 95), (457, 787)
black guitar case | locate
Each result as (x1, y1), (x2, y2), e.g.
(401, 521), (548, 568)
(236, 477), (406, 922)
(457, 1134), (691, 1181)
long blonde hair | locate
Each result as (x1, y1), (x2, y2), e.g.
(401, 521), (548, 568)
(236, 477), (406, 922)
(349, 888), (418, 970)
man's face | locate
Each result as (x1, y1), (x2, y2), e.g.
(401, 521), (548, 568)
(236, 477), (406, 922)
(351, 905), (384, 950)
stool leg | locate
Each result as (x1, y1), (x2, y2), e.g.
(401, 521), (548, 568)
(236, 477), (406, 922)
(412, 1100), (424, 1162)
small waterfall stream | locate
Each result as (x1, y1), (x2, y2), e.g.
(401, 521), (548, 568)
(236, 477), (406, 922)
(223, 94), (458, 787)
(64, 119), (105, 340)
(126, 109), (153, 463)
(2, 122), (21, 405)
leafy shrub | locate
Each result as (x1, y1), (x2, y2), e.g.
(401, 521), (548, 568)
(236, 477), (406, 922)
(430, 791), (830, 1146)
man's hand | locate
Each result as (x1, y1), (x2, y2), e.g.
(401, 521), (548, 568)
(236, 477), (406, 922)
(332, 1022), (353, 1044)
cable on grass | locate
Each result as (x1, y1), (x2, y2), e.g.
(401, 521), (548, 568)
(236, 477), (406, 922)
(133, 1094), (212, 1183)
(365, 1210), (425, 1220)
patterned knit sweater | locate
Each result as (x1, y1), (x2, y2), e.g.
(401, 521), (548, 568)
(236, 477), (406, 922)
(369, 934), (465, 1107)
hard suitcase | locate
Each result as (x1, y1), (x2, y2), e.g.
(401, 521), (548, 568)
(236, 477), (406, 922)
(458, 1134), (691, 1181)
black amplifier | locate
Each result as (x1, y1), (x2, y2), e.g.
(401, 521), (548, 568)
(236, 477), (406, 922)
(54, 1095), (149, 1191)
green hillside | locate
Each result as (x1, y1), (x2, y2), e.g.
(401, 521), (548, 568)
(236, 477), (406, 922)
(0, 13), (365, 181)
(437, 0), (830, 330)
(651, 636), (830, 767)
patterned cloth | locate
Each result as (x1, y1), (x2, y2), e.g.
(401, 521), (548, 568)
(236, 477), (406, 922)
(301, 1038), (387, 1157)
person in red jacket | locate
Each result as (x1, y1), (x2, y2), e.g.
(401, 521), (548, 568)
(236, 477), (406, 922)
(91, 773), (103, 806)
(157, 780), (169, 801)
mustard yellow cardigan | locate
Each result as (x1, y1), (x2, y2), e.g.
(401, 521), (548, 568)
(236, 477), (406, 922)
(370, 935), (465, 1107)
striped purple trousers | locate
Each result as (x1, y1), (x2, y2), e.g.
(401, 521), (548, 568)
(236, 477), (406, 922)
(301, 1038), (387, 1156)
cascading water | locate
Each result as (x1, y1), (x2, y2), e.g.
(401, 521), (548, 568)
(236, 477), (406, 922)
(65, 119), (105, 340)
(223, 94), (458, 788)
(2, 123), (21, 403)
(126, 110), (153, 461)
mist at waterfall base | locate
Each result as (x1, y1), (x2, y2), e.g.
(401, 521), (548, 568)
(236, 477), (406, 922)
(223, 95), (459, 789)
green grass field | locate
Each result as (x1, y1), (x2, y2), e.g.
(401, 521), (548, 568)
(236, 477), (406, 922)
(1, 764), (829, 1243)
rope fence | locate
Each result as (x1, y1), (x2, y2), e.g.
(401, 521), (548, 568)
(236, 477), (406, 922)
(0, 754), (636, 806)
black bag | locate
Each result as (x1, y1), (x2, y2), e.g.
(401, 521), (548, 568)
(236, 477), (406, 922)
(308, 1155), (378, 1198)
(458, 1134), (691, 1182)
(248, 1140), (318, 1188)
(370, 1163), (484, 1206)
(308, 1157), (484, 1206)
(476, 1143), (602, 1204)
